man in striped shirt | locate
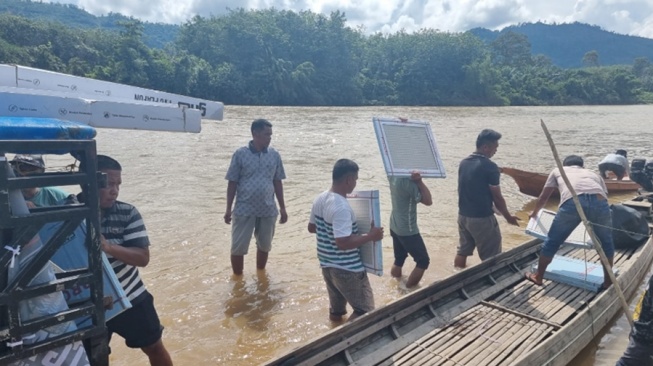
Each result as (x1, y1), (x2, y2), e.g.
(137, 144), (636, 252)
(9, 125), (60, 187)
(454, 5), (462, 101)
(308, 159), (384, 322)
(97, 155), (173, 366)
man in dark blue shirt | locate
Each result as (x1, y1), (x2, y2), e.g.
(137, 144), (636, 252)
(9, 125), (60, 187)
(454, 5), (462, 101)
(455, 129), (520, 269)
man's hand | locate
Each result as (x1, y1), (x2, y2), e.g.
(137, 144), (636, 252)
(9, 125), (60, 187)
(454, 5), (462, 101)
(279, 207), (288, 224)
(410, 171), (423, 182)
(100, 235), (112, 254)
(529, 210), (539, 220)
(224, 209), (232, 224)
(368, 221), (384, 241)
(505, 215), (521, 227)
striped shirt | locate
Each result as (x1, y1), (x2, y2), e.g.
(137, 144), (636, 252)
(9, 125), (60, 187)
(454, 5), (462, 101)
(101, 201), (149, 304)
(310, 191), (364, 272)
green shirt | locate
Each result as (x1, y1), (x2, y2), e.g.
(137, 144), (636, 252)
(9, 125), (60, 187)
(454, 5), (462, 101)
(389, 177), (422, 236)
(30, 187), (69, 207)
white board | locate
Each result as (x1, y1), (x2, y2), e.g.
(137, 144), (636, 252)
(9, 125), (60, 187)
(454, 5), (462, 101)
(526, 209), (593, 249)
(0, 86), (202, 133)
(3, 64), (224, 120)
(373, 117), (446, 178)
(0, 64), (15, 87)
(347, 190), (383, 276)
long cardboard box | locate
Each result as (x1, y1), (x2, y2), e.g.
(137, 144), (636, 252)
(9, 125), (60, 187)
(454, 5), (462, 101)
(1, 64), (224, 120)
(0, 64), (15, 87)
(0, 86), (202, 133)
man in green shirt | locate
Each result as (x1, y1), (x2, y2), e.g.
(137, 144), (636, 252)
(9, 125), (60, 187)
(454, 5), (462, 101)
(388, 172), (433, 288)
(11, 154), (69, 207)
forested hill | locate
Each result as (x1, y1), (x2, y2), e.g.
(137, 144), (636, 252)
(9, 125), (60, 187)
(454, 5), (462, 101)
(2, 5), (653, 106)
(0, 0), (178, 48)
(469, 22), (653, 68)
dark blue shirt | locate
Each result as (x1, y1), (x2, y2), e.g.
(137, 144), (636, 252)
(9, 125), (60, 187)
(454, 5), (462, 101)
(458, 153), (500, 218)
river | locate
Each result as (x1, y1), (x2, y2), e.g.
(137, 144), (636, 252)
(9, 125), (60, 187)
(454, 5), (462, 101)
(54, 105), (653, 365)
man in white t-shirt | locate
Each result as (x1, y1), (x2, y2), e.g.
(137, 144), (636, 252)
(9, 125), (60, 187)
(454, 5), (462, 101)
(308, 159), (384, 322)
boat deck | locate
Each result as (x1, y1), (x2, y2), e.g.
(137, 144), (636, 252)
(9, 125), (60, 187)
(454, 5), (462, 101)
(372, 246), (632, 366)
(267, 236), (652, 366)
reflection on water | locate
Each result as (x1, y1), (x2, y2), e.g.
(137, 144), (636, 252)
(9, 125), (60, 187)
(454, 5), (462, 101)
(224, 272), (280, 332)
(56, 105), (653, 365)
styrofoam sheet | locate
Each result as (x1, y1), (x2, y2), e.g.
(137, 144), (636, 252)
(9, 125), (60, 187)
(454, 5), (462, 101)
(526, 209), (593, 249)
(0, 86), (201, 133)
(10, 64), (224, 120)
(373, 117), (446, 178)
(347, 190), (383, 276)
(533, 254), (618, 292)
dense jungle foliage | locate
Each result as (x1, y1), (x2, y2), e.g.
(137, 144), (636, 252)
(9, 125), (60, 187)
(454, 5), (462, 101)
(1, 5), (652, 106)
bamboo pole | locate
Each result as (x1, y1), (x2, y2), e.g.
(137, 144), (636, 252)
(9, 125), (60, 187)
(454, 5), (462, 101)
(540, 119), (633, 327)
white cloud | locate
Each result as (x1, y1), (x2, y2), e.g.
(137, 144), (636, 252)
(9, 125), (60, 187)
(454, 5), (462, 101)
(49, 0), (653, 38)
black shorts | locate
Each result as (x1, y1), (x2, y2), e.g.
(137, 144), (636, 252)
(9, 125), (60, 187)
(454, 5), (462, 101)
(390, 230), (430, 269)
(107, 291), (164, 349)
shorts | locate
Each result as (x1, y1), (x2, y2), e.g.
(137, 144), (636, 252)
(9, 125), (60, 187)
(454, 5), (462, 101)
(457, 214), (501, 261)
(390, 230), (430, 269)
(231, 215), (277, 255)
(107, 291), (163, 349)
(321, 267), (374, 317)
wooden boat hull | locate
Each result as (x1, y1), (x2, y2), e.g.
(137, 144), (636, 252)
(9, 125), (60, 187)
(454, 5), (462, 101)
(501, 167), (641, 198)
(266, 229), (653, 365)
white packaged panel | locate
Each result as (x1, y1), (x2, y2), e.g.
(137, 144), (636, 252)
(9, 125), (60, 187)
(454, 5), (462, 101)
(0, 86), (201, 133)
(526, 209), (593, 249)
(373, 117), (446, 178)
(347, 190), (383, 276)
(0, 64), (16, 87)
(10, 64), (224, 120)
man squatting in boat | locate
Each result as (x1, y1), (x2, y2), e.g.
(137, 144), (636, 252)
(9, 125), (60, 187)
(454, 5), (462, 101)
(599, 149), (629, 180)
(455, 129), (520, 269)
(308, 159), (385, 322)
(224, 119), (288, 275)
(525, 155), (614, 290)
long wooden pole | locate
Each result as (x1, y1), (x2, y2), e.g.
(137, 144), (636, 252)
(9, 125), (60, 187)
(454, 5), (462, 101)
(540, 119), (633, 327)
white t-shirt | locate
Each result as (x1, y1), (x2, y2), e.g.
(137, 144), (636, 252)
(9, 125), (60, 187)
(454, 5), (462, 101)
(309, 191), (364, 272)
(544, 166), (608, 205)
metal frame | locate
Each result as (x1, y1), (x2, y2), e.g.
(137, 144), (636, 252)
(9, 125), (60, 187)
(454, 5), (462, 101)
(0, 140), (107, 365)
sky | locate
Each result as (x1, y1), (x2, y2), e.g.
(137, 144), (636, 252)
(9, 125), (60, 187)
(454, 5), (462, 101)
(51, 0), (653, 38)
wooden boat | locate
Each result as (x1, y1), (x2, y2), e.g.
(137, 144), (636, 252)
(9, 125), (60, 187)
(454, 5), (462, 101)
(265, 213), (653, 365)
(501, 167), (641, 198)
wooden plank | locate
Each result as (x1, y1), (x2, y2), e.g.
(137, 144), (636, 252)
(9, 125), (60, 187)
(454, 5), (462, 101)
(471, 319), (542, 366)
(481, 301), (560, 329)
(446, 312), (522, 366)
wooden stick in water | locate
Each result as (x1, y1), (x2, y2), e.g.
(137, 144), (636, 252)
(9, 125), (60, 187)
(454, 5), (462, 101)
(540, 119), (634, 327)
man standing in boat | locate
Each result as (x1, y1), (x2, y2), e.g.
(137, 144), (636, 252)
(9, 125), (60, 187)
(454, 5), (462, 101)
(455, 129), (520, 269)
(388, 171), (432, 288)
(225, 118), (287, 275)
(599, 149), (629, 180)
(525, 155), (615, 289)
(308, 159), (384, 322)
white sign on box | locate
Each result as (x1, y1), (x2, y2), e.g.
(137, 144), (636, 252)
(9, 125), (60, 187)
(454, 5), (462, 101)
(0, 86), (202, 133)
(10, 65), (224, 120)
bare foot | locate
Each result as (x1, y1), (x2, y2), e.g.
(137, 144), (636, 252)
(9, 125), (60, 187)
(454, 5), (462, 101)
(524, 272), (543, 286)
